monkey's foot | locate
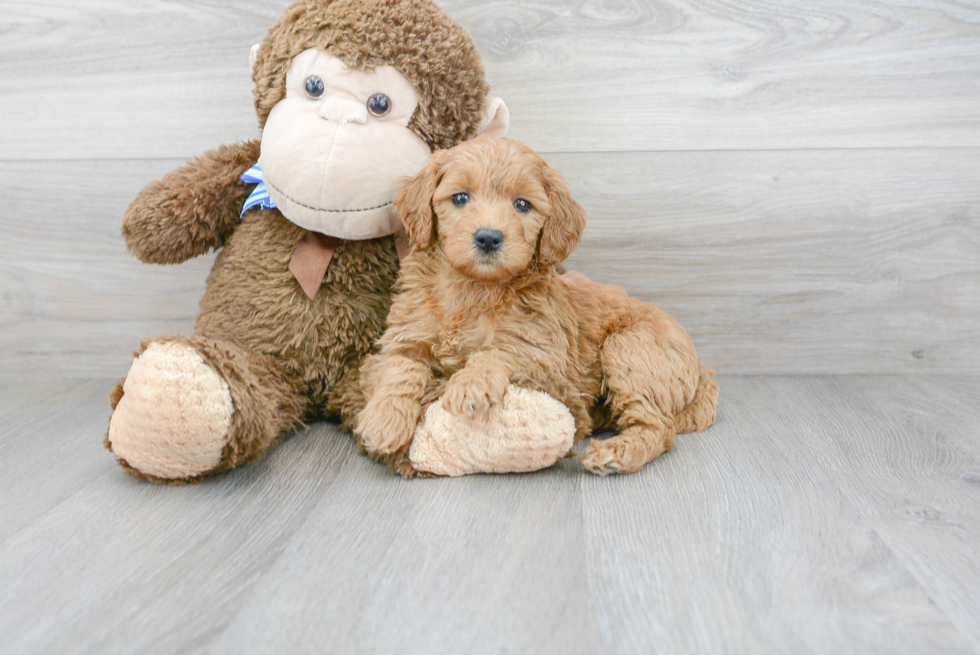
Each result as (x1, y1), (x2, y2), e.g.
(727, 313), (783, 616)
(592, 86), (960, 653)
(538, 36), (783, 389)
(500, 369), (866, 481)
(409, 386), (574, 476)
(107, 341), (234, 481)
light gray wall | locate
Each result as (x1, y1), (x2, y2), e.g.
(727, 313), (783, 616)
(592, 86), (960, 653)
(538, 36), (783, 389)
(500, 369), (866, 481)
(2, 0), (978, 375)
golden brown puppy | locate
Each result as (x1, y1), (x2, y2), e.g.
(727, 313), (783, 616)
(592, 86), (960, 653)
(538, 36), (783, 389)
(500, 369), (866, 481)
(351, 137), (718, 475)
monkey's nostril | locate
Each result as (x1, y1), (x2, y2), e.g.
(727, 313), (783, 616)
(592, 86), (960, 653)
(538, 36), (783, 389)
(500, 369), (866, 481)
(473, 229), (504, 254)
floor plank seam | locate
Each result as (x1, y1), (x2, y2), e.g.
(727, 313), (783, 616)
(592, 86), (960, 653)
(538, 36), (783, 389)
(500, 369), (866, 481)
(0, 460), (112, 552)
(200, 436), (359, 654)
(3, 144), (980, 166)
(872, 525), (980, 655)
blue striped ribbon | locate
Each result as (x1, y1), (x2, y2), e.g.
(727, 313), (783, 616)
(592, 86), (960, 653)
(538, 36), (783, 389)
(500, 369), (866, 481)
(240, 164), (278, 216)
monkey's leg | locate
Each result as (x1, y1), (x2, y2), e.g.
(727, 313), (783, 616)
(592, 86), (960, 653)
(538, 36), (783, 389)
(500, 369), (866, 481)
(580, 321), (701, 475)
(408, 354), (585, 477)
(342, 354), (581, 478)
(105, 335), (306, 483)
(408, 385), (576, 477)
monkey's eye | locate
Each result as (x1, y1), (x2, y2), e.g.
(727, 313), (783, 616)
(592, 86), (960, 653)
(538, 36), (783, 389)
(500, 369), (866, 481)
(451, 193), (470, 207)
(304, 75), (325, 100)
(367, 93), (392, 117)
(514, 198), (532, 213)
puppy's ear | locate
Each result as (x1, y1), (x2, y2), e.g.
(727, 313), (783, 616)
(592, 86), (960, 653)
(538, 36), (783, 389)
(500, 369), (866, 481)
(396, 152), (446, 250)
(538, 167), (586, 266)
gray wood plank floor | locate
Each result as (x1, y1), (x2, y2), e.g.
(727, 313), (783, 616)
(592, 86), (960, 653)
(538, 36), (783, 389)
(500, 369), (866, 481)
(1, 375), (978, 654)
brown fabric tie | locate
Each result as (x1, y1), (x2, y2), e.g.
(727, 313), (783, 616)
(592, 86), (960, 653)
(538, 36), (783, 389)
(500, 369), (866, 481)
(288, 231), (411, 301)
(394, 233), (411, 261)
(289, 231), (338, 300)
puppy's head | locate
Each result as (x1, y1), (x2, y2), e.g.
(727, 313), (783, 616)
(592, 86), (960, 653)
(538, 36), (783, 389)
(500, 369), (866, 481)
(397, 137), (586, 282)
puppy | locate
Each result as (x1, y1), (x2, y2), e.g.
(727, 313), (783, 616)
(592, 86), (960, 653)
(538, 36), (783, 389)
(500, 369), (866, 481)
(348, 137), (718, 475)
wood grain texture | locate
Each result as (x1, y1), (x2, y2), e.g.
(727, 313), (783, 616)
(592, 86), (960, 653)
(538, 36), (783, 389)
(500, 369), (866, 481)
(3, 149), (977, 376)
(214, 460), (597, 655)
(556, 148), (980, 374)
(0, 159), (211, 376)
(0, 0), (270, 161)
(2, 376), (979, 653)
(581, 376), (977, 654)
(0, 378), (116, 542)
(0, 390), (352, 653)
(2, 0), (980, 159)
(910, 375), (980, 428)
(757, 375), (980, 651)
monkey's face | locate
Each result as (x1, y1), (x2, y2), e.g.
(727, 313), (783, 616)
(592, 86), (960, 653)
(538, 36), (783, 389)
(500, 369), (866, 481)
(258, 48), (431, 240)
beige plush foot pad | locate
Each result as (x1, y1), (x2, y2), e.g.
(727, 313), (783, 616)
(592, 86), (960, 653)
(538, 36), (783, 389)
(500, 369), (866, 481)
(409, 386), (574, 476)
(107, 341), (234, 480)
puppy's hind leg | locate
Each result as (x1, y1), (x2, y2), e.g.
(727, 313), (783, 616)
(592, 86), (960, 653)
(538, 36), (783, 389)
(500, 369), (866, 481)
(674, 365), (719, 435)
(580, 319), (700, 475)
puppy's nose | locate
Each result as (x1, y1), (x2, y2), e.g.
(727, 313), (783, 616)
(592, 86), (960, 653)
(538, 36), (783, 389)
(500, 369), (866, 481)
(474, 229), (504, 254)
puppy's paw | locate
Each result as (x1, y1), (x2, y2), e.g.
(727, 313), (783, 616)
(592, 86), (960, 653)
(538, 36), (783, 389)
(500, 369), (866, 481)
(442, 366), (509, 417)
(355, 394), (422, 455)
(382, 445), (421, 479)
(580, 433), (659, 476)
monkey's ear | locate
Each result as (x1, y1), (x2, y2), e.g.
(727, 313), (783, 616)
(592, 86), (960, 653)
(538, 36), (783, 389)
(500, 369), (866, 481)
(396, 153), (445, 250)
(478, 98), (510, 138)
(538, 168), (586, 266)
(249, 44), (261, 73)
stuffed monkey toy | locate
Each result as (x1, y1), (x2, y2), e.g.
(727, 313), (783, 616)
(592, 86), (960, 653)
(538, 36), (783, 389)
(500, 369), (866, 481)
(106, 0), (575, 482)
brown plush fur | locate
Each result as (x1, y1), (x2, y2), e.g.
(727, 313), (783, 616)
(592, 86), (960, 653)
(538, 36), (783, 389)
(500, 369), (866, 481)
(107, 0), (491, 482)
(121, 140), (261, 264)
(340, 138), (719, 475)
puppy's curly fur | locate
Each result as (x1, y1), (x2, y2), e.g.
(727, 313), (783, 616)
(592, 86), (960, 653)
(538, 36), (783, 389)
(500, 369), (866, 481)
(343, 137), (718, 475)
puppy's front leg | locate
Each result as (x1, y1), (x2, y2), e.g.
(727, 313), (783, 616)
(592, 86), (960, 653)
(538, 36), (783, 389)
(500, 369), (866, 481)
(442, 350), (514, 417)
(355, 355), (432, 455)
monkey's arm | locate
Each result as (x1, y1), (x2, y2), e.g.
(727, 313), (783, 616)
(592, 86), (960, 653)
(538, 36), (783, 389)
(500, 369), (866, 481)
(122, 140), (261, 264)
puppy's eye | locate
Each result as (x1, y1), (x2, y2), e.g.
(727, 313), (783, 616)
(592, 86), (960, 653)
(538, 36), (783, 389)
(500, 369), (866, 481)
(367, 93), (392, 117)
(305, 75), (325, 100)
(514, 198), (532, 213)
(451, 193), (470, 207)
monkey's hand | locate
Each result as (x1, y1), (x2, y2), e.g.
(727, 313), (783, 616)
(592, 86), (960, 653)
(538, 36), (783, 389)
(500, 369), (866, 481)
(122, 140), (260, 264)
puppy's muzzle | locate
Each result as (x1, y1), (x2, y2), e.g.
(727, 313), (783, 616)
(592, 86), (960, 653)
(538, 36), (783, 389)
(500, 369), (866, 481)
(473, 228), (504, 254)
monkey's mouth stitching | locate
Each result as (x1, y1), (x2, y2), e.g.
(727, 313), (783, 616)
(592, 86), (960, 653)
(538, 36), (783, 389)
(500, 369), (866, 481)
(265, 177), (394, 213)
